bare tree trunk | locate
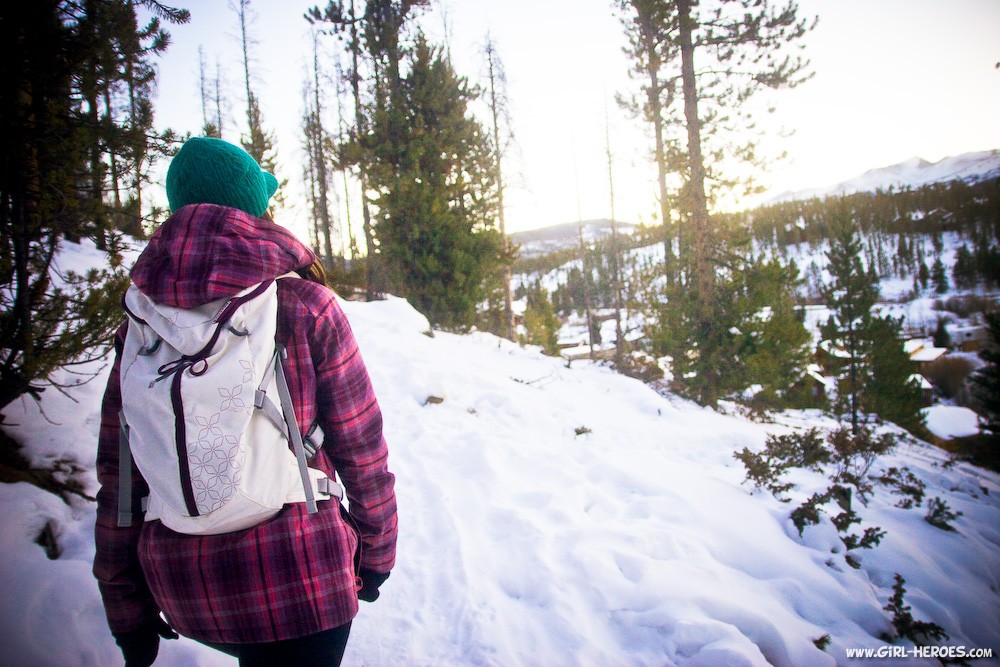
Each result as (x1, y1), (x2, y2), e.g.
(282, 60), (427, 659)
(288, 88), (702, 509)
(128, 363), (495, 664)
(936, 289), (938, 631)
(214, 58), (224, 138)
(605, 104), (625, 369)
(199, 46), (210, 131)
(348, 0), (378, 300)
(125, 52), (145, 237)
(238, 0), (253, 144)
(485, 38), (514, 341)
(311, 30), (336, 266)
(577, 210), (595, 360)
(677, 0), (712, 327)
(647, 65), (675, 286)
(103, 85), (121, 212)
(335, 58), (356, 261)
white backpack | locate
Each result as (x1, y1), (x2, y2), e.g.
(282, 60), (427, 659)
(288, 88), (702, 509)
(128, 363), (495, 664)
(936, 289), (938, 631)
(116, 276), (341, 535)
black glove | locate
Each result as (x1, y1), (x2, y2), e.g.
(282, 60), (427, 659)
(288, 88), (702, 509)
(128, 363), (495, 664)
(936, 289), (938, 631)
(113, 616), (178, 667)
(357, 568), (390, 602)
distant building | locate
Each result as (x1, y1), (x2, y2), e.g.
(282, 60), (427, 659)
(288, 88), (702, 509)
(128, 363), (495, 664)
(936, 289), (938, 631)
(910, 373), (935, 406)
(805, 363), (836, 403)
(949, 324), (988, 352)
(921, 405), (981, 448)
(904, 338), (948, 371)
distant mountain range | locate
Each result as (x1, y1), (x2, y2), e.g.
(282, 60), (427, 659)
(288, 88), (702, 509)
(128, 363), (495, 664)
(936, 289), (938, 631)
(511, 219), (637, 258)
(768, 149), (1000, 203)
(513, 150), (1000, 258)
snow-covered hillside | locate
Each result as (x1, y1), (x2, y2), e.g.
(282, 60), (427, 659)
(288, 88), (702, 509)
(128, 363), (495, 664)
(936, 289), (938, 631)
(1, 240), (999, 667)
(769, 149), (1000, 203)
(512, 150), (1000, 255)
(511, 219), (638, 259)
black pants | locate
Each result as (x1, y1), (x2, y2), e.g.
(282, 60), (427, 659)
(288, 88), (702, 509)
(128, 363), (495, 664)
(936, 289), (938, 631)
(207, 621), (352, 667)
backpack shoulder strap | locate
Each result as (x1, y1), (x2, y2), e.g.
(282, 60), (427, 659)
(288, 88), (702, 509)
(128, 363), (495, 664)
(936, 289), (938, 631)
(273, 346), (319, 513)
(117, 410), (134, 527)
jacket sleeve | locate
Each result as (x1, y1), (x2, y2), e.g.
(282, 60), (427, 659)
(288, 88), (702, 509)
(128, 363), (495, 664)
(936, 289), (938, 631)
(310, 293), (398, 574)
(92, 324), (161, 633)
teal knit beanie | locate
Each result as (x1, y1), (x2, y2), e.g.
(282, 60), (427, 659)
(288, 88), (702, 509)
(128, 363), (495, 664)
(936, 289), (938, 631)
(165, 137), (279, 217)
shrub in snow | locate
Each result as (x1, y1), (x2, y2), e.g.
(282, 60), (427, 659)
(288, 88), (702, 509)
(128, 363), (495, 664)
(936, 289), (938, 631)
(882, 574), (949, 646)
(924, 496), (963, 531)
(737, 426), (898, 567)
(734, 428), (828, 501)
(874, 466), (927, 509)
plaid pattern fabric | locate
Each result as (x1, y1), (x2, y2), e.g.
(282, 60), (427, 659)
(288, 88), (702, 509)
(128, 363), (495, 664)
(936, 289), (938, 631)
(93, 205), (397, 643)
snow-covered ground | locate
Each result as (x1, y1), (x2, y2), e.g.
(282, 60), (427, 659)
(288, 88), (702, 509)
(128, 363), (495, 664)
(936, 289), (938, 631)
(1, 241), (999, 667)
(522, 225), (995, 368)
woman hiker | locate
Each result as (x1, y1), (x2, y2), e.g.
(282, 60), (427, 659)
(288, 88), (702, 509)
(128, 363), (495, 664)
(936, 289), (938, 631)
(93, 136), (398, 667)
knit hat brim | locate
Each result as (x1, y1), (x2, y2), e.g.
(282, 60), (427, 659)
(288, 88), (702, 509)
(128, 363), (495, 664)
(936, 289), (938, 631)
(262, 171), (279, 202)
(166, 137), (279, 218)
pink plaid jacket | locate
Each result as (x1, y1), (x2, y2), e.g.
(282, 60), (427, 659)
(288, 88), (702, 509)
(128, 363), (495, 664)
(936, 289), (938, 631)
(93, 204), (397, 644)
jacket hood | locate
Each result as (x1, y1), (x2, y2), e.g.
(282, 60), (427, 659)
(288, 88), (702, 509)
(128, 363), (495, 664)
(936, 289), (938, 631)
(131, 203), (316, 308)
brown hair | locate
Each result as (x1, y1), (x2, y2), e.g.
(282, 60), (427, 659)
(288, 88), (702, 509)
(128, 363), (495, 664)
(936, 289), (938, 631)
(259, 208), (329, 287)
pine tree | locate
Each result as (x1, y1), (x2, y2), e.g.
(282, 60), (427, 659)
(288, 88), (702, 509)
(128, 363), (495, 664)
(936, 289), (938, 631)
(931, 256), (948, 294)
(866, 315), (924, 433)
(918, 261), (930, 290)
(0, 0), (185, 415)
(522, 283), (561, 357)
(604, 103), (627, 368)
(307, 0), (431, 300)
(367, 34), (509, 329)
(952, 244), (975, 289)
(649, 241), (811, 407)
(971, 311), (1000, 438)
(820, 215), (880, 434)
(616, 0), (814, 406)
(114, 2), (188, 237)
(933, 318), (951, 349)
(616, 0), (682, 284)
(739, 259), (813, 409)
(674, 0), (812, 338)
(198, 46), (224, 138)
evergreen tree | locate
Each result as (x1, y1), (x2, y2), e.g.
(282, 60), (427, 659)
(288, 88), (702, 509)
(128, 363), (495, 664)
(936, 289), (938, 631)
(952, 244), (975, 289)
(739, 259), (813, 409)
(198, 46), (224, 138)
(604, 105), (628, 368)
(301, 28), (339, 267)
(649, 246), (811, 408)
(933, 318), (951, 349)
(617, 0), (814, 406)
(918, 261), (930, 290)
(115, 1), (188, 237)
(616, 0), (682, 284)
(820, 215), (880, 434)
(307, 0), (431, 300)
(866, 315), (924, 433)
(971, 311), (1000, 438)
(73, 0), (185, 241)
(931, 256), (948, 294)
(367, 35), (509, 329)
(522, 283), (561, 356)
(0, 0), (185, 415)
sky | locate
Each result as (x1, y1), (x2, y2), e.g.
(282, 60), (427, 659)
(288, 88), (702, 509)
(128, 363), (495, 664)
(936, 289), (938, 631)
(148, 0), (1000, 240)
